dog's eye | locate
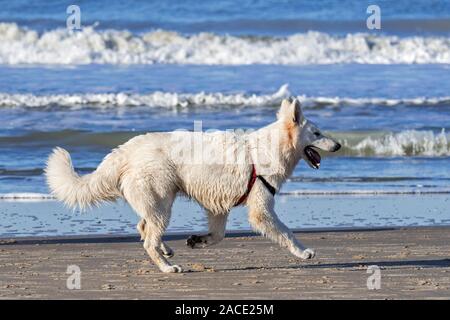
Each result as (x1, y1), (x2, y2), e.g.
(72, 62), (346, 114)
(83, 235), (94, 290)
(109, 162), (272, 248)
(314, 132), (321, 137)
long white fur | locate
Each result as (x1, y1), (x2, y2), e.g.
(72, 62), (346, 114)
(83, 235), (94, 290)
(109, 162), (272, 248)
(45, 98), (340, 273)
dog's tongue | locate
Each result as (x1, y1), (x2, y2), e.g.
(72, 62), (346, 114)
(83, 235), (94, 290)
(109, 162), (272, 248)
(311, 149), (321, 164)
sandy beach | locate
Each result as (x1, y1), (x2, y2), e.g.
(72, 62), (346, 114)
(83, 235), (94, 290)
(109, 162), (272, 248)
(1, 227), (449, 299)
(1, 0), (450, 302)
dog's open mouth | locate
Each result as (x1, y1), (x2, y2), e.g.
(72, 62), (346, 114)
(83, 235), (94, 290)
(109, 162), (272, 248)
(304, 146), (321, 169)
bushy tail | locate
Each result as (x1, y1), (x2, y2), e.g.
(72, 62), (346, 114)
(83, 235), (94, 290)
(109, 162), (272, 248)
(45, 147), (120, 210)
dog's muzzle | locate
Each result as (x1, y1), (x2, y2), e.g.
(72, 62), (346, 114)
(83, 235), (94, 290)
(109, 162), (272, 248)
(304, 141), (341, 169)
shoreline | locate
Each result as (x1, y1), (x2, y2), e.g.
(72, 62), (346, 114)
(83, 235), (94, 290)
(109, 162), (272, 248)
(0, 225), (424, 245)
(1, 226), (450, 299)
(0, 226), (399, 245)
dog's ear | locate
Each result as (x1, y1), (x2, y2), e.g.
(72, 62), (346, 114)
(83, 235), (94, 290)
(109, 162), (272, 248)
(278, 98), (304, 125)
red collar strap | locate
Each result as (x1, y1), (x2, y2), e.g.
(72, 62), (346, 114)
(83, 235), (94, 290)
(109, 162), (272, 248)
(234, 164), (276, 206)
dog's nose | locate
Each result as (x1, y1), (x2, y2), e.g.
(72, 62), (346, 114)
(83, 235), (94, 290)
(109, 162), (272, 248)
(334, 142), (341, 152)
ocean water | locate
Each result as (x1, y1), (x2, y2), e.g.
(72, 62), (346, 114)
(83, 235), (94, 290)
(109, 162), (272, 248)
(0, 0), (449, 236)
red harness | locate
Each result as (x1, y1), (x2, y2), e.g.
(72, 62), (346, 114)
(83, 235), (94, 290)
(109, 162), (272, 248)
(235, 164), (276, 206)
(235, 164), (258, 206)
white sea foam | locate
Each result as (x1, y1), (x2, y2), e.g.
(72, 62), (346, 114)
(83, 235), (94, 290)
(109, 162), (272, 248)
(0, 85), (290, 108)
(1, 84), (450, 109)
(1, 23), (450, 65)
(0, 193), (55, 201)
(343, 129), (450, 156)
(1, 189), (449, 203)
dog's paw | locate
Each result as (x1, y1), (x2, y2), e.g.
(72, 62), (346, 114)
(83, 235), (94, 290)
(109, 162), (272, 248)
(300, 248), (316, 259)
(161, 264), (183, 273)
(186, 235), (203, 248)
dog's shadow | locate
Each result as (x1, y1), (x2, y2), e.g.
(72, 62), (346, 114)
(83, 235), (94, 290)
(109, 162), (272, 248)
(214, 258), (450, 272)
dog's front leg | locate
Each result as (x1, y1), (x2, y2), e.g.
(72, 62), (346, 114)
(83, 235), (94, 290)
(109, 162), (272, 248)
(247, 181), (315, 260)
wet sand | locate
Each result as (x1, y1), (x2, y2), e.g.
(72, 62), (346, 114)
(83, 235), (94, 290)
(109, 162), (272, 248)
(0, 227), (450, 299)
(1, 194), (450, 237)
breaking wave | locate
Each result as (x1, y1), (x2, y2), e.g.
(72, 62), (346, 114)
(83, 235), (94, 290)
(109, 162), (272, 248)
(1, 84), (450, 109)
(3, 85), (288, 108)
(1, 23), (450, 65)
(0, 128), (448, 158)
(341, 129), (450, 157)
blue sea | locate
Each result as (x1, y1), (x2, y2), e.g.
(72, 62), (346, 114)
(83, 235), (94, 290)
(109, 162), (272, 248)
(0, 0), (449, 237)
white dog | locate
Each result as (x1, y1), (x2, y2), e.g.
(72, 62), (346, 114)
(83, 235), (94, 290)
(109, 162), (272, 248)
(46, 98), (340, 273)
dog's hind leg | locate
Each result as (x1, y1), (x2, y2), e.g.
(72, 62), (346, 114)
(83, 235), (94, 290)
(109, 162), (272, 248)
(137, 219), (174, 257)
(186, 212), (228, 249)
(124, 180), (181, 273)
(247, 181), (315, 260)
(142, 213), (182, 273)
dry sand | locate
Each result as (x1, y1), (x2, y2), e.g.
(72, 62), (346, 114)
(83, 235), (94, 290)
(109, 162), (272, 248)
(0, 227), (449, 299)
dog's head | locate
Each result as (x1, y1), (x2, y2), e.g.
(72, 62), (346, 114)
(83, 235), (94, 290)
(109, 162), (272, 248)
(277, 98), (341, 169)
